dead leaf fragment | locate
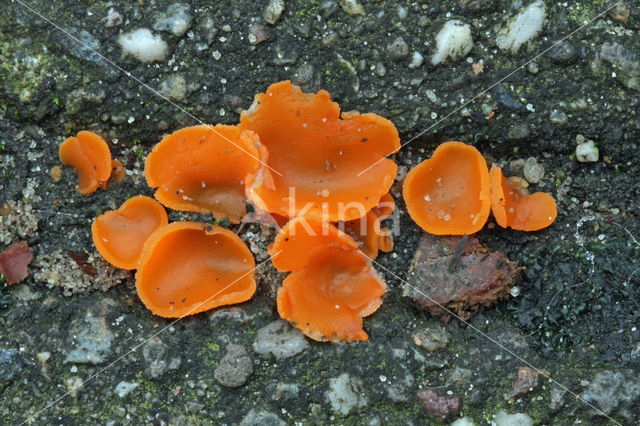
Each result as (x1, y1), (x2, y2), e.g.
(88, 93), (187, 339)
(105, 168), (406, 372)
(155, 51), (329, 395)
(0, 241), (34, 285)
(404, 234), (521, 322)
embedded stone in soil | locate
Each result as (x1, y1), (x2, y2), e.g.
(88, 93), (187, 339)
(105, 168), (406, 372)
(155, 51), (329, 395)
(404, 234), (521, 322)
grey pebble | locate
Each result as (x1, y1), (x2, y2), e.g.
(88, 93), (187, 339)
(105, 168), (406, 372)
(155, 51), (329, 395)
(214, 344), (253, 388)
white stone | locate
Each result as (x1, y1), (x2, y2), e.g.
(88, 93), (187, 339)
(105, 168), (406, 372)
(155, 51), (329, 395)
(340, 0), (365, 16)
(431, 20), (473, 65)
(523, 157), (544, 183)
(451, 417), (475, 426)
(493, 411), (533, 426)
(118, 29), (168, 63)
(264, 0), (285, 24)
(496, 1), (546, 54)
(253, 319), (309, 360)
(576, 140), (599, 163)
(153, 4), (192, 37)
(115, 381), (139, 398)
(325, 373), (367, 416)
(408, 51), (424, 69)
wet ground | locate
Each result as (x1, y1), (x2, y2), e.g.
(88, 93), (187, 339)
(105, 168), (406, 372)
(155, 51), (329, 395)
(1, 0), (639, 424)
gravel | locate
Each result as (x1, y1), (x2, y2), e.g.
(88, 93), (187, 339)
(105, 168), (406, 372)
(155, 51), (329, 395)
(252, 319), (309, 360)
(0, 348), (23, 382)
(214, 344), (253, 388)
(325, 373), (368, 416)
(64, 309), (114, 365)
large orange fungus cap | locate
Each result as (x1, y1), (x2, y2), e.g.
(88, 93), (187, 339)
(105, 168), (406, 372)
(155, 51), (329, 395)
(91, 195), (168, 270)
(136, 221), (256, 318)
(490, 166), (557, 231)
(270, 217), (386, 342)
(144, 125), (264, 223)
(403, 141), (491, 235)
(239, 80), (400, 222)
(59, 130), (112, 194)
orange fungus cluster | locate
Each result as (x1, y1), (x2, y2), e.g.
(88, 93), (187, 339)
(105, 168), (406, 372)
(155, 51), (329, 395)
(61, 82), (556, 342)
(62, 82), (396, 338)
(403, 141), (556, 235)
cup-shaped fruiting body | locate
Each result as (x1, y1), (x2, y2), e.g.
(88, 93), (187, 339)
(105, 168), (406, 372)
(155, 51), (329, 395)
(136, 222), (256, 318)
(59, 131), (112, 194)
(239, 80), (400, 222)
(341, 193), (396, 259)
(270, 217), (386, 342)
(144, 125), (264, 223)
(403, 141), (491, 235)
(490, 166), (557, 231)
(92, 196), (168, 270)
(268, 216), (357, 272)
(276, 246), (387, 342)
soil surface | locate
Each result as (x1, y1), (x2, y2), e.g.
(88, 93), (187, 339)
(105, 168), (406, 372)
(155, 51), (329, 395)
(1, 1), (639, 425)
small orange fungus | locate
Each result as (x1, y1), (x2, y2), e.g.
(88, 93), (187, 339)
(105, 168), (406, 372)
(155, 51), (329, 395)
(59, 130), (112, 194)
(108, 159), (126, 186)
(136, 221), (256, 318)
(490, 166), (557, 231)
(270, 217), (386, 342)
(92, 195), (168, 270)
(239, 80), (400, 222)
(144, 125), (264, 223)
(342, 193), (396, 259)
(403, 141), (491, 235)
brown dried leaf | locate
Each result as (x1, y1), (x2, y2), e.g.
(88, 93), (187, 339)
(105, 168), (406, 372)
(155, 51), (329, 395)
(405, 234), (521, 322)
(67, 251), (98, 276)
(0, 241), (34, 285)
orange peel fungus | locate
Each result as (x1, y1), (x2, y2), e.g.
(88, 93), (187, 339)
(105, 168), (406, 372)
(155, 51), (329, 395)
(341, 193), (396, 259)
(490, 166), (557, 231)
(145, 124), (264, 223)
(136, 221), (256, 318)
(239, 80), (400, 222)
(92, 195), (168, 270)
(59, 130), (112, 194)
(403, 141), (491, 235)
(269, 217), (386, 342)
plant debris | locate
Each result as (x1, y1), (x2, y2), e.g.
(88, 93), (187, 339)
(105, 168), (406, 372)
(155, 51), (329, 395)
(404, 234), (521, 322)
(0, 241), (34, 285)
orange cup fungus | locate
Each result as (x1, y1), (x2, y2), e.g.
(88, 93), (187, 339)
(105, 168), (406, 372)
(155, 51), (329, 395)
(239, 80), (400, 222)
(403, 141), (491, 235)
(136, 221), (256, 318)
(144, 124), (264, 223)
(341, 193), (396, 259)
(490, 166), (557, 231)
(59, 130), (112, 194)
(269, 217), (386, 342)
(91, 195), (168, 270)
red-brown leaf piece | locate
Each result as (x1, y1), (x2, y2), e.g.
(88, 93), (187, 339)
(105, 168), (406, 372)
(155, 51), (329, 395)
(404, 234), (521, 322)
(0, 241), (34, 285)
